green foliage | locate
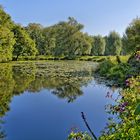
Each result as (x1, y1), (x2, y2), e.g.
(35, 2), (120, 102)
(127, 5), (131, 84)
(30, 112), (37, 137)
(0, 7), (15, 62)
(0, 26), (15, 62)
(128, 51), (140, 76)
(0, 6), (14, 29)
(0, 7), (138, 62)
(97, 59), (115, 77)
(78, 56), (106, 62)
(105, 31), (122, 55)
(41, 17), (92, 58)
(134, 103), (140, 115)
(97, 55), (136, 86)
(91, 35), (106, 56)
(12, 25), (38, 60)
(99, 76), (140, 140)
(123, 17), (140, 54)
(96, 52), (140, 139)
(25, 23), (45, 55)
(107, 63), (131, 84)
(119, 55), (130, 63)
(68, 132), (92, 140)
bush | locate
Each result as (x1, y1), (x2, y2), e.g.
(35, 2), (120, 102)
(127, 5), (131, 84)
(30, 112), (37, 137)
(99, 76), (140, 140)
(97, 59), (115, 76)
(97, 56), (135, 86)
(107, 63), (131, 84)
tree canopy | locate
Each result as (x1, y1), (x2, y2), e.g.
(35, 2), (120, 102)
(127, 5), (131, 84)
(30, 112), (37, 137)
(105, 31), (122, 55)
(13, 25), (37, 60)
(25, 23), (44, 55)
(0, 6), (139, 62)
(42, 17), (92, 58)
(0, 6), (15, 62)
(123, 17), (140, 54)
(91, 35), (106, 56)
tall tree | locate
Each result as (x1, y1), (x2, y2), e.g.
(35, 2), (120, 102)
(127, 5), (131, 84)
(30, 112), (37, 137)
(91, 35), (106, 56)
(25, 23), (44, 55)
(0, 27), (15, 62)
(0, 6), (15, 62)
(12, 25), (38, 60)
(105, 31), (122, 55)
(0, 6), (14, 28)
(65, 32), (92, 57)
(42, 17), (92, 58)
(123, 17), (140, 54)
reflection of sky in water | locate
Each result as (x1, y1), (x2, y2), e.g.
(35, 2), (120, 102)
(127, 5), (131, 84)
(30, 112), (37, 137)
(3, 80), (120, 140)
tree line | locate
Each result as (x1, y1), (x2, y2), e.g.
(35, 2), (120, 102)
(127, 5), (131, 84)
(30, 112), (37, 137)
(0, 6), (140, 62)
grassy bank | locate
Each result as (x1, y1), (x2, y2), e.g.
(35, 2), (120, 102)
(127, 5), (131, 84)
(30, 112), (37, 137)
(12, 55), (130, 63)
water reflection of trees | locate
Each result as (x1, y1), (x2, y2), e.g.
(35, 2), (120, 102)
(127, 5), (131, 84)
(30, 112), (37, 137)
(13, 63), (36, 94)
(0, 61), (95, 117)
(0, 62), (95, 137)
(0, 119), (6, 140)
(0, 64), (14, 139)
(0, 64), (15, 117)
(52, 82), (83, 103)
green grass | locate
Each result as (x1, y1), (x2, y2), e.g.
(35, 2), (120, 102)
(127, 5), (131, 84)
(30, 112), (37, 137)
(11, 55), (131, 63)
(77, 55), (130, 63)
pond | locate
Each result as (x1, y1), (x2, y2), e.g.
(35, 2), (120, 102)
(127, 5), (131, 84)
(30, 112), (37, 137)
(0, 61), (120, 140)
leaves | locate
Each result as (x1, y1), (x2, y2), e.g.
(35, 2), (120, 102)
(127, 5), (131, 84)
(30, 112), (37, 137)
(134, 103), (140, 115)
(12, 25), (37, 59)
(105, 31), (122, 55)
(123, 17), (140, 53)
(91, 35), (106, 56)
(0, 8), (15, 62)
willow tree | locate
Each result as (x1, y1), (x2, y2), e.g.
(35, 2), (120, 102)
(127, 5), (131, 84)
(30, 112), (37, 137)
(42, 17), (92, 58)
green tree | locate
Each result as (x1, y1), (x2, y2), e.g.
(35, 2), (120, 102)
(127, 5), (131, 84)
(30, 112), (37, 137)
(25, 23), (45, 55)
(0, 6), (15, 62)
(46, 38), (56, 55)
(0, 27), (15, 62)
(91, 35), (106, 56)
(0, 6), (14, 29)
(42, 17), (92, 58)
(105, 31), (122, 55)
(12, 25), (38, 60)
(123, 17), (140, 54)
(43, 35), (56, 55)
(122, 34), (128, 55)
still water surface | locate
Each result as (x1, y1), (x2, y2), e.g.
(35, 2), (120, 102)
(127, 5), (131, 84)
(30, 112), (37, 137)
(0, 61), (119, 140)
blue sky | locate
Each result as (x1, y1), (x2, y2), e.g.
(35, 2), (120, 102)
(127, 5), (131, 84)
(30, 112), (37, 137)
(0, 0), (140, 36)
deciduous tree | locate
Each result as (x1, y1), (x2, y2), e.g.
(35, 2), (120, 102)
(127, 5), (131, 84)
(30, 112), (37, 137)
(13, 25), (37, 60)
